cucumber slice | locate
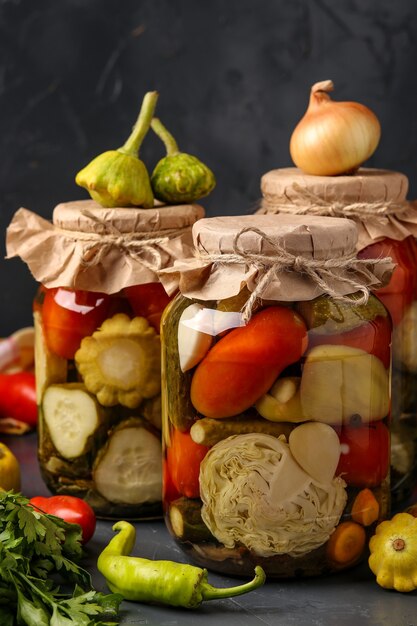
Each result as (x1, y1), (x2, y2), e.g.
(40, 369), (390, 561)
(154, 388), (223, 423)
(93, 418), (162, 505)
(42, 383), (101, 459)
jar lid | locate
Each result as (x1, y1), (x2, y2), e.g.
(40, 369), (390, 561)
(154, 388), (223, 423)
(258, 167), (417, 250)
(159, 213), (394, 311)
(261, 167), (409, 205)
(6, 200), (205, 293)
(53, 199), (205, 232)
(193, 213), (357, 260)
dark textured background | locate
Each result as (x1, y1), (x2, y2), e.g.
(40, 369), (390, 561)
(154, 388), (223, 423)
(2, 0), (417, 334)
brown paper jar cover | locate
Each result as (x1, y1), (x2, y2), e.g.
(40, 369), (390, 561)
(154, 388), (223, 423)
(259, 167), (417, 250)
(158, 213), (394, 305)
(6, 200), (205, 293)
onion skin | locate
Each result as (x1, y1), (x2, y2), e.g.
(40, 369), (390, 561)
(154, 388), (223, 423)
(290, 80), (381, 176)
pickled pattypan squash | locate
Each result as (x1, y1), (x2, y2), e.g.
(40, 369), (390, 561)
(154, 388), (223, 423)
(0, 442), (21, 492)
(368, 512), (417, 592)
(75, 313), (161, 409)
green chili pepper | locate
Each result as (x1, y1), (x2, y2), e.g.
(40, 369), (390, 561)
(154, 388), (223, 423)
(75, 91), (158, 208)
(97, 521), (266, 608)
(150, 117), (216, 204)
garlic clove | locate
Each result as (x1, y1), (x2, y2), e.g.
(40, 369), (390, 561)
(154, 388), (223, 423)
(255, 377), (306, 423)
(289, 421), (341, 484)
(178, 304), (213, 372)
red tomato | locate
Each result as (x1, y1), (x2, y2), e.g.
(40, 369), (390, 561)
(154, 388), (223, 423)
(308, 314), (392, 369)
(336, 421), (390, 488)
(358, 237), (416, 326)
(124, 283), (172, 332)
(29, 495), (96, 543)
(0, 371), (37, 427)
(42, 288), (111, 359)
(166, 429), (209, 499)
(162, 458), (180, 505)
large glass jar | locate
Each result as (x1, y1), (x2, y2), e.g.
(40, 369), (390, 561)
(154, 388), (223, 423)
(259, 167), (417, 506)
(160, 213), (393, 578)
(6, 199), (204, 518)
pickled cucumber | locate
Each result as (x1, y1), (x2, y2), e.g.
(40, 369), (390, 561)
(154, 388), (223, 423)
(42, 383), (104, 459)
(161, 296), (200, 431)
(297, 294), (388, 333)
(34, 310), (67, 404)
(168, 497), (215, 543)
(93, 417), (162, 505)
(190, 415), (293, 447)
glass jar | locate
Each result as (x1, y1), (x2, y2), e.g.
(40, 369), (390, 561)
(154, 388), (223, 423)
(259, 167), (417, 506)
(7, 199), (204, 518)
(358, 236), (417, 503)
(160, 213), (393, 578)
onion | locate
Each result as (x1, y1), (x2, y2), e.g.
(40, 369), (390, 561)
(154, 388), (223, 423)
(290, 80), (381, 176)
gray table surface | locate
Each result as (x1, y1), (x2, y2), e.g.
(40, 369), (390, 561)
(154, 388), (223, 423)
(6, 432), (417, 626)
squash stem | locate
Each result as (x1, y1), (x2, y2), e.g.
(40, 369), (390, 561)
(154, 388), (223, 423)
(151, 117), (179, 156)
(119, 91), (159, 157)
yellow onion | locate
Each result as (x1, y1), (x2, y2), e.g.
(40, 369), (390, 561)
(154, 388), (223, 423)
(290, 80), (381, 176)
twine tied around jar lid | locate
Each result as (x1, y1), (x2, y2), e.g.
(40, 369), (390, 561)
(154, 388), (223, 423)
(196, 225), (392, 322)
(74, 208), (190, 274)
(260, 182), (411, 224)
(259, 168), (417, 249)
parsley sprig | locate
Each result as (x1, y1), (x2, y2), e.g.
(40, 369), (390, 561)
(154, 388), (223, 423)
(0, 491), (121, 626)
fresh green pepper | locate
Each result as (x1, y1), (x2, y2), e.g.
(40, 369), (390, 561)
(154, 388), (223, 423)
(97, 520), (266, 608)
(150, 117), (216, 203)
(75, 91), (158, 208)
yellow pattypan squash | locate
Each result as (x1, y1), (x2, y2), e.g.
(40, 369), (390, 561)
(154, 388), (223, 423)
(75, 314), (161, 409)
(0, 442), (21, 492)
(369, 512), (417, 592)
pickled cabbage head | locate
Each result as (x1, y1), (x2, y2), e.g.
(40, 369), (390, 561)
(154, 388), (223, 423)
(199, 433), (347, 557)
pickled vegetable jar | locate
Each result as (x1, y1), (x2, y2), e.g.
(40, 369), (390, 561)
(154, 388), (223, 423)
(6, 199), (204, 518)
(259, 168), (417, 505)
(160, 213), (394, 578)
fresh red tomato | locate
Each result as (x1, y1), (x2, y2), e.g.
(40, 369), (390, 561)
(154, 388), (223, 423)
(42, 288), (111, 359)
(336, 421), (390, 488)
(124, 283), (172, 332)
(29, 495), (96, 543)
(0, 371), (37, 427)
(166, 429), (209, 499)
(358, 237), (416, 327)
(308, 314), (392, 369)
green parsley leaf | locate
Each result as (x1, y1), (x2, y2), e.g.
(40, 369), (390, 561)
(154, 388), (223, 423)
(0, 491), (122, 625)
